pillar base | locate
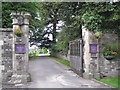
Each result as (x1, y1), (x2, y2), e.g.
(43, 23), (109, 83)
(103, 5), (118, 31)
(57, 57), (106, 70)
(83, 72), (100, 79)
(83, 72), (94, 79)
(94, 73), (100, 79)
(10, 74), (28, 84)
(27, 73), (31, 82)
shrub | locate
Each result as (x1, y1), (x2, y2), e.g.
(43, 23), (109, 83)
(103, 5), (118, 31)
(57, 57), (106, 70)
(43, 48), (48, 54)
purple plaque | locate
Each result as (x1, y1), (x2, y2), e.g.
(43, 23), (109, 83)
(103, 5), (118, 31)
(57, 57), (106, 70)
(91, 53), (97, 57)
(90, 44), (97, 53)
(15, 44), (25, 53)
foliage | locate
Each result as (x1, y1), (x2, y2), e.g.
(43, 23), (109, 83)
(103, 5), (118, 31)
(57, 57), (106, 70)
(29, 55), (37, 61)
(103, 44), (119, 56)
(52, 2), (120, 55)
(35, 2), (62, 44)
(39, 49), (43, 54)
(51, 22), (82, 55)
(50, 2), (82, 55)
(29, 52), (37, 56)
(82, 12), (103, 32)
(94, 32), (102, 39)
(45, 54), (50, 56)
(29, 52), (38, 61)
(2, 2), (38, 28)
(2, 2), (120, 55)
(97, 77), (120, 89)
(43, 48), (48, 54)
(50, 57), (70, 67)
(81, 2), (120, 36)
(14, 28), (23, 35)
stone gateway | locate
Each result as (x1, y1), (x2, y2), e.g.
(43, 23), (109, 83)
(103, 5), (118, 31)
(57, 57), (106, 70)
(0, 12), (31, 88)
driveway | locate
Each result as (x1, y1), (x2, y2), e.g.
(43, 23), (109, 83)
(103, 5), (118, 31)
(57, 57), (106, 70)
(27, 56), (109, 88)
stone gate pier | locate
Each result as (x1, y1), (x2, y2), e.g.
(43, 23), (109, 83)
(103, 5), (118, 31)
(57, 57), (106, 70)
(0, 12), (31, 88)
(10, 12), (31, 86)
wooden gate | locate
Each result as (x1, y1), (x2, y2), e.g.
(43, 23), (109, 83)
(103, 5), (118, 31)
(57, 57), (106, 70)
(69, 39), (83, 77)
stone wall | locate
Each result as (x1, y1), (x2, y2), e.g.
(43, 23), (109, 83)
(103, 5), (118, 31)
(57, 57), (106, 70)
(10, 12), (31, 85)
(0, 28), (13, 86)
(99, 33), (120, 77)
(82, 26), (120, 79)
(82, 26), (99, 79)
(0, 12), (31, 88)
(51, 51), (70, 61)
(51, 26), (119, 79)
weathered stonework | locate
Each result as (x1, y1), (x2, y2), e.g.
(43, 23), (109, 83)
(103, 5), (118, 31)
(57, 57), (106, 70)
(0, 28), (13, 87)
(52, 26), (119, 80)
(82, 26), (119, 79)
(10, 12), (31, 85)
(51, 51), (70, 61)
(0, 12), (31, 88)
(99, 33), (120, 77)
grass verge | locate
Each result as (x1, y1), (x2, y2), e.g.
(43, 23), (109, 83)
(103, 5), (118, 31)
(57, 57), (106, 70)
(45, 54), (51, 56)
(50, 57), (70, 67)
(97, 77), (120, 89)
(29, 56), (38, 61)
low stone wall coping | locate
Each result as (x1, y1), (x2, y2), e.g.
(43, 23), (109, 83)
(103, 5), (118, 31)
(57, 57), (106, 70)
(0, 28), (13, 32)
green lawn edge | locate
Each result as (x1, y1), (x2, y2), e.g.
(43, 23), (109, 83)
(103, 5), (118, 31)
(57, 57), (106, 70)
(29, 56), (38, 61)
(97, 77), (120, 89)
(49, 57), (70, 67)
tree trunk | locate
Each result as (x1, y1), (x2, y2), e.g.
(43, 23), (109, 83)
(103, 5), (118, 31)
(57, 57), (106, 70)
(52, 16), (57, 43)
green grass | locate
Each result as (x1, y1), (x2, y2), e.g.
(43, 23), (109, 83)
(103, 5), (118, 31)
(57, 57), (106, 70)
(36, 53), (40, 56)
(50, 57), (70, 67)
(97, 77), (120, 89)
(29, 56), (38, 61)
(45, 54), (51, 56)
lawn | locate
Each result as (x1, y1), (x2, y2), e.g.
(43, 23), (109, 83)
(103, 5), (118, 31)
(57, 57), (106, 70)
(29, 52), (39, 61)
(29, 56), (38, 61)
(50, 57), (70, 67)
(45, 54), (51, 56)
(97, 77), (120, 89)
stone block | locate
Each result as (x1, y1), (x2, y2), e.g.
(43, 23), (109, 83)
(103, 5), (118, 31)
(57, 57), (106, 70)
(83, 72), (94, 79)
(94, 73), (100, 79)
(27, 73), (31, 82)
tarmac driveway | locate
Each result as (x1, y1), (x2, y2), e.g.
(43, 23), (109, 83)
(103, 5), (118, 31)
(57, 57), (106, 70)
(27, 56), (109, 88)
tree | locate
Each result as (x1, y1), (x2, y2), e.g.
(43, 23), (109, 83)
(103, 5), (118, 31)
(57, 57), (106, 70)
(80, 2), (120, 35)
(36, 2), (66, 43)
(2, 2), (38, 28)
(2, 2), (46, 48)
(51, 2), (120, 55)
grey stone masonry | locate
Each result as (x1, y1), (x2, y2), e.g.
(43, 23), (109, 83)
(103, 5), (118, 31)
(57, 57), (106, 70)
(10, 12), (31, 86)
(0, 12), (31, 88)
(82, 26), (119, 79)
(0, 28), (13, 87)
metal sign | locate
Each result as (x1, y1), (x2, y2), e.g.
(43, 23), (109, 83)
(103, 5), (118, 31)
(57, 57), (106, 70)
(90, 44), (97, 53)
(91, 53), (97, 58)
(15, 44), (25, 53)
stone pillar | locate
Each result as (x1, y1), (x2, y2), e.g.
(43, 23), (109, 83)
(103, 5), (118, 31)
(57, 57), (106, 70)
(0, 30), (3, 88)
(10, 12), (31, 84)
(82, 26), (100, 79)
